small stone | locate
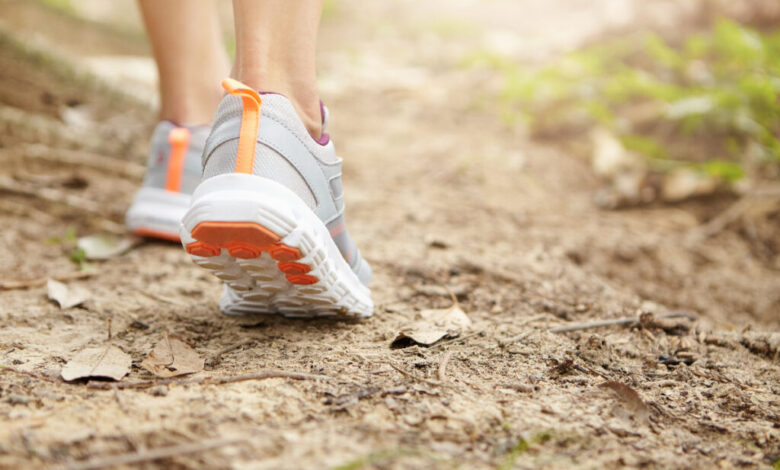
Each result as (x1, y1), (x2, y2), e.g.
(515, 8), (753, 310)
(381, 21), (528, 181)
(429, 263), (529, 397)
(148, 386), (168, 397)
(6, 394), (32, 405)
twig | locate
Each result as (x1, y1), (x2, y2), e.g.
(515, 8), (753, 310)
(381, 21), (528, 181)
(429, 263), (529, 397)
(498, 330), (533, 347)
(206, 339), (255, 367)
(549, 312), (696, 334)
(0, 270), (96, 290)
(59, 437), (243, 470)
(388, 362), (449, 388)
(139, 291), (181, 306)
(86, 370), (331, 390)
(438, 350), (454, 382)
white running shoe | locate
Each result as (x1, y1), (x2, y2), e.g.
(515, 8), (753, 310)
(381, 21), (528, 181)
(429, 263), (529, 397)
(126, 121), (209, 241)
(180, 79), (373, 318)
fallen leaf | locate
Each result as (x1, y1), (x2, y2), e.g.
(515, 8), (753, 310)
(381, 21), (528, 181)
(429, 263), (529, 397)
(600, 381), (650, 421)
(77, 235), (139, 260)
(47, 279), (89, 309)
(391, 296), (472, 348)
(141, 336), (204, 377)
(61, 344), (131, 381)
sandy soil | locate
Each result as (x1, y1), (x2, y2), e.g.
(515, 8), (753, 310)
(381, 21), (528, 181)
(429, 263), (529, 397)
(0, 1), (778, 469)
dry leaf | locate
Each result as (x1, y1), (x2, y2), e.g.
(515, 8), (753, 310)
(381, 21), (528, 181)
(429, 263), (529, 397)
(47, 279), (89, 309)
(600, 381), (650, 420)
(61, 344), (131, 381)
(77, 234), (139, 260)
(391, 298), (472, 348)
(141, 336), (204, 377)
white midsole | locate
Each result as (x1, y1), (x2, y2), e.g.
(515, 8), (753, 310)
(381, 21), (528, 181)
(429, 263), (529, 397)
(126, 187), (191, 235)
(180, 173), (373, 317)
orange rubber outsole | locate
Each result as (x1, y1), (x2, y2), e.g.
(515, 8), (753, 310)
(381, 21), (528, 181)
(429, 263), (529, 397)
(185, 221), (319, 285)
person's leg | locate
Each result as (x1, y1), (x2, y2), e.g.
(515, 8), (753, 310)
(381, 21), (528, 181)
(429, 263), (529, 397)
(180, 0), (373, 317)
(127, 0), (228, 241)
(232, 0), (324, 138)
(138, 0), (230, 125)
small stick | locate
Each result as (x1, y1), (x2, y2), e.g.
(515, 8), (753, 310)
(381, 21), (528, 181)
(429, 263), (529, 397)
(498, 330), (533, 347)
(59, 437), (243, 470)
(139, 290), (180, 305)
(549, 312), (696, 334)
(438, 350), (454, 382)
(86, 370), (331, 390)
(388, 362), (449, 388)
(0, 270), (96, 290)
(206, 339), (254, 367)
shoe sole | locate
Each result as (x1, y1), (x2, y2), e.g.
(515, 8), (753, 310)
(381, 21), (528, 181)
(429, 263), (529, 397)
(126, 187), (190, 242)
(180, 173), (374, 318)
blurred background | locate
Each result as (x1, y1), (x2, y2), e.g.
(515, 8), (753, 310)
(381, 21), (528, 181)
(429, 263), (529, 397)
(0, 0), (778, 324)
(1, 2), (779, 468)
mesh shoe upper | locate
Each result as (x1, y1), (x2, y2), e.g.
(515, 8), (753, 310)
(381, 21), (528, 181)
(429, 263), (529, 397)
(142, 121), (209, 195)
(201, 93), (372, 286)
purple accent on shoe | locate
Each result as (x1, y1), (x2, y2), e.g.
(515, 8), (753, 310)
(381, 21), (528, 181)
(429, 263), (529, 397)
(256, 91), (331, 146)
(316, 100), (331, 145)
(257, 91), (330, 146)
(315, 131), (330, 146)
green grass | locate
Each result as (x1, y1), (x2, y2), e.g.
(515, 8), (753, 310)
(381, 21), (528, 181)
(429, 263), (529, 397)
(466, 18), (780, 185)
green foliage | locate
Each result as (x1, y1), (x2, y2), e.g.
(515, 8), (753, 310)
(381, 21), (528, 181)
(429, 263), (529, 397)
(322, 0), (341, 21)
(44, 227), (91, 271)
(494, 432), (552, 470)
(37, 0), (76, 14)
(496, 440), (529, 470)
(469, 19), (780, 182)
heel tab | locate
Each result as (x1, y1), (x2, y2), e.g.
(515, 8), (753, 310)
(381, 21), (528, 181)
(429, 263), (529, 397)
(222, 78), (262, 106)
(221, 78), (261, 174)
(164, 127), (191, 192)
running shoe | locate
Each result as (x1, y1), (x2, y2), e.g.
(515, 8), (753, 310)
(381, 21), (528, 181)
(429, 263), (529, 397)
(126, 121), (209, 241)
(180, 79), (373, 318)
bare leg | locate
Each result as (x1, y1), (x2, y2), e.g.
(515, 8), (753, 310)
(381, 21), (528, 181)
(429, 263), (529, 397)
(232, 0), (324, 138)
(139, 0), (230, 125)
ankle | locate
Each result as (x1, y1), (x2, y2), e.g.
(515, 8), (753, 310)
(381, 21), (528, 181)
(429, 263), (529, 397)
(234, 70), (322, 140)
(159, 80), (223, 126)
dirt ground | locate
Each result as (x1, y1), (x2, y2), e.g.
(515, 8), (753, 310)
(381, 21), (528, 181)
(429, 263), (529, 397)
(0, 1), (778, 469)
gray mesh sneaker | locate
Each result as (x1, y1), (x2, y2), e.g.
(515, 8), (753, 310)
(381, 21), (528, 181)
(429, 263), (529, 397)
(125, 121), (209, 241)
(180, 78), (373, 318)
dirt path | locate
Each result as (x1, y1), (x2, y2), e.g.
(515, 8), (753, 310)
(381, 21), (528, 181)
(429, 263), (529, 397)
(0, 1), (778, 469)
